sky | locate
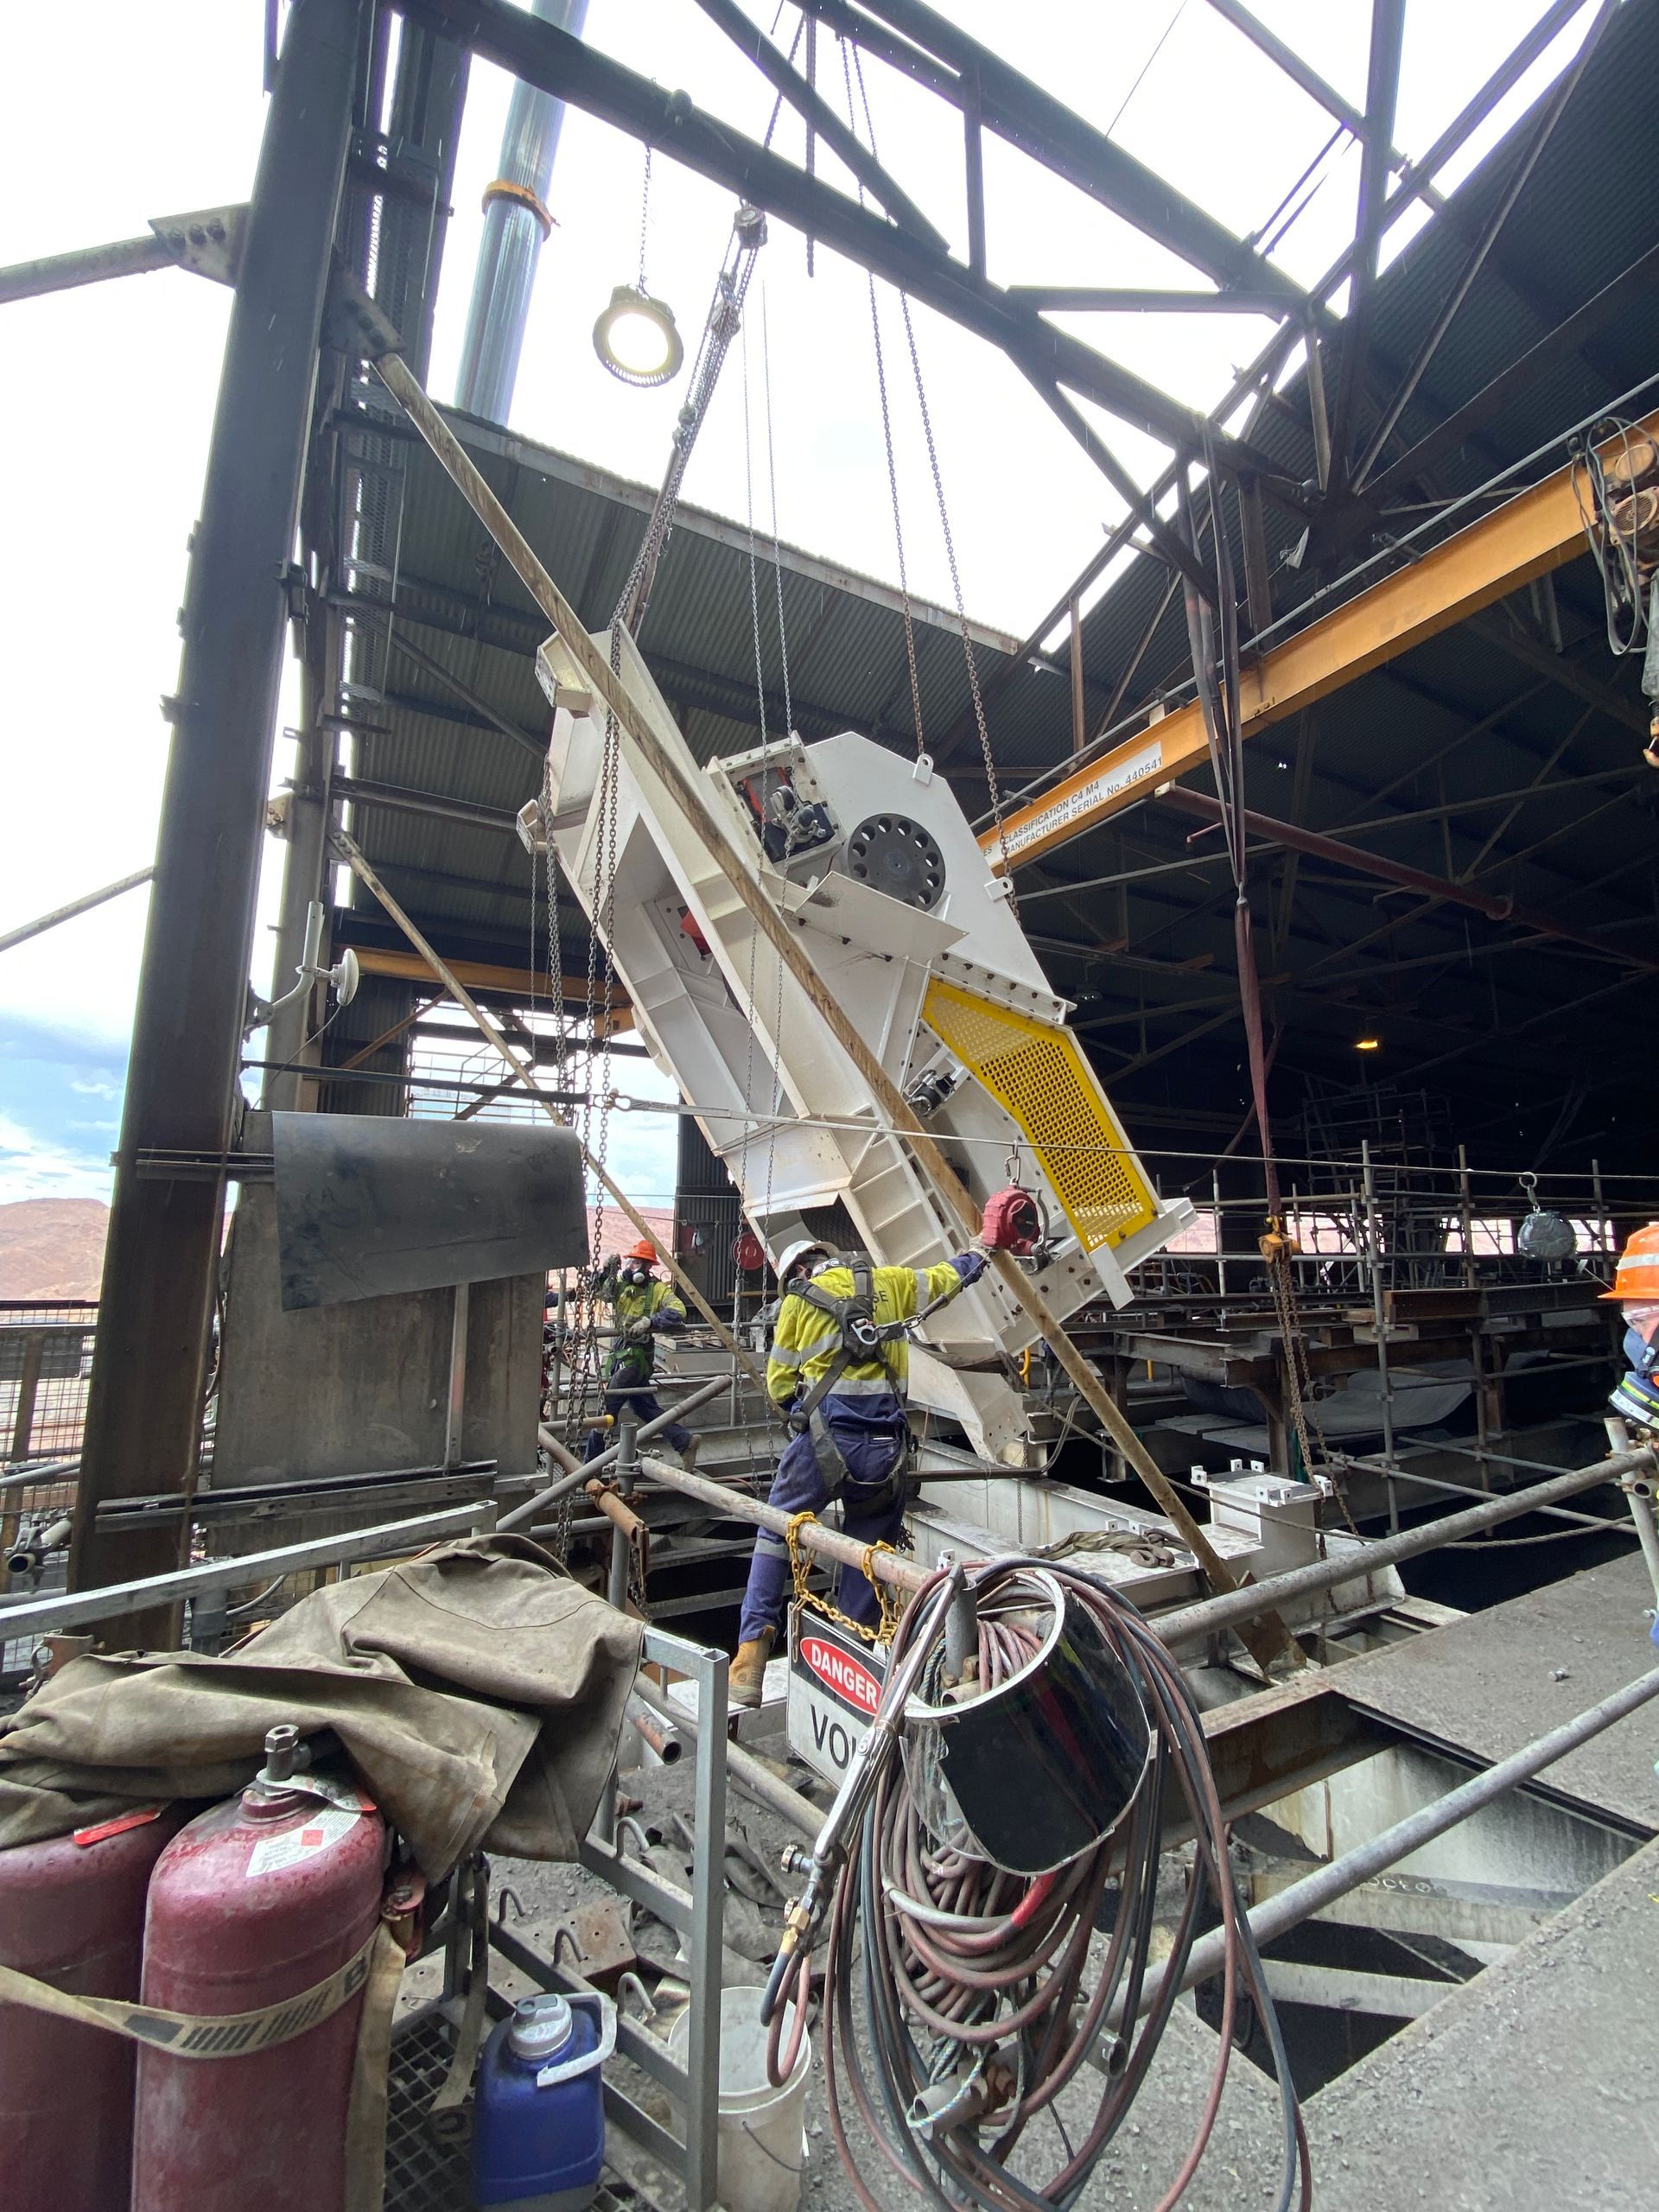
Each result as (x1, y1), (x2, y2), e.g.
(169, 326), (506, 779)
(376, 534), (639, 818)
(0, 0), (1598, 1209)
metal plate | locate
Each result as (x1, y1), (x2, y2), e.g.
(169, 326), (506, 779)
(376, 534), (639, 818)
(271, 1113), (587, 1309)
(842, 813), (946, 909)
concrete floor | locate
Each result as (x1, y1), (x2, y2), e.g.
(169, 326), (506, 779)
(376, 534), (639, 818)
(1336, 1549), (1659, 1829)
(1304, 1833), (1659, 2211)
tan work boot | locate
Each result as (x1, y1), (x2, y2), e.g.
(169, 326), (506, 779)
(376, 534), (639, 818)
(678, 1434), (700, 1471)
(729, 1627), (775, 1710)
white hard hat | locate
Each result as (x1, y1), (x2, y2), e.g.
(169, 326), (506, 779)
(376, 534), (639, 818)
(777, 1236), (833, 1281)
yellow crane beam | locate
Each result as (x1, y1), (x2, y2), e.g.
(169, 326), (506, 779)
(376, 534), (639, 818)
(982, 412), (1655, 871)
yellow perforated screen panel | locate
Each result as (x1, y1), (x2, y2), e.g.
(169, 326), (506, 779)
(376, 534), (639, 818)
(921, 978), (1158, 1252)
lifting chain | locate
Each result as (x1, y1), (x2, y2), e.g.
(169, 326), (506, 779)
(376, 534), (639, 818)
(844, 41), (1017, 892)
(785, 1510), (906, 1646)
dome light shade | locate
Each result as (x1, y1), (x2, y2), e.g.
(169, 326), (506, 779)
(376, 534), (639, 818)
(593, 284), (683, 387)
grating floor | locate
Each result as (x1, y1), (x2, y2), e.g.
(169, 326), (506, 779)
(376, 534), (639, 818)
(385, 2005), (658, 2212)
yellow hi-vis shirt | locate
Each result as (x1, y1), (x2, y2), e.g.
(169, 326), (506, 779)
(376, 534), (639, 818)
(766, 1260), (973, 1412)
(606, 1275), (686, 1381)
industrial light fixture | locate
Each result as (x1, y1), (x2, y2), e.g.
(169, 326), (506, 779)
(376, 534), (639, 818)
(593, 283), (683, 386)
(1355, 1036), (1381, 1052)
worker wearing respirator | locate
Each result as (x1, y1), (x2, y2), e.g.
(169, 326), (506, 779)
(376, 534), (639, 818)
(1606, 1224), (1659, 1433)
(582, 1240), (696, 1466)
(729, 1236), (988, 1707)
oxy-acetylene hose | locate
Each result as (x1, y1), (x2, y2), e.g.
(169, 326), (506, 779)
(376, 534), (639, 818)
(816, 1560), (1311, 2212)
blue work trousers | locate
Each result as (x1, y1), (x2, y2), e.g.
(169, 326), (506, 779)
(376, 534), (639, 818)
(737, 1403), (908, 1644)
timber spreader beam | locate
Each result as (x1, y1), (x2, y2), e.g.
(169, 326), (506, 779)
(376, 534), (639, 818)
(982, 410), (1658, 870)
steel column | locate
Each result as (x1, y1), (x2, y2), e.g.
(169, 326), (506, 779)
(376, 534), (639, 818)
(455, 0), (588, 422)
(265, 605), (340, 1110)
(70, 0), (365, 1630)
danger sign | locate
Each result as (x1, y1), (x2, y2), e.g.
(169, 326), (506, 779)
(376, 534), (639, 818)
(798, 1631), (882, 1717)
(787, 1608), (890, 1787)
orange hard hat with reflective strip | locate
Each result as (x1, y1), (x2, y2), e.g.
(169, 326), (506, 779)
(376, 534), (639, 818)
(1605, 1222), (1659, 1300)
(626, 1238), (659, 1262)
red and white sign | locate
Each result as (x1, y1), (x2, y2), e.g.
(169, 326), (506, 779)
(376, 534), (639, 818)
(798, 1631), (882, 1717)
(787, 1610), (890, 1785)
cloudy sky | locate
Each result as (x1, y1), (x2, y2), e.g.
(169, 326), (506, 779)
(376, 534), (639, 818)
(0, 1), (1592, 1209)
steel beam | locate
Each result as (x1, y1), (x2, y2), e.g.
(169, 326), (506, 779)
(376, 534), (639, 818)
(804, 0), (1306, 310)
(1351, 0), (1615, 493)
(1365, 240), (1659, 504)
(1006, 286), (1293, 316)
(983, 410), (1659, 867)
(332, 772), (519, 831)
(69, 0), (366, 1636)
(0, 232), (173, 306)
(1327, 0), (1405, 492)
(692, 0), (944, 249)
(970, 1), (1595, 779)
(1159, 785), (1659, 976)
(351, 942), (629, 1010)
(398, 0), (1289, 476)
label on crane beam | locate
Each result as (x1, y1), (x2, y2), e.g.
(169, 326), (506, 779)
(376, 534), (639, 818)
(785, 1606), (889, 1786)
(993, 738), (1163, 862)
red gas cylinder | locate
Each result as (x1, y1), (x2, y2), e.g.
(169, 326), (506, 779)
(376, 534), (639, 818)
(0, 1802), (185, 2212)
(132, 1725), (388, 2212)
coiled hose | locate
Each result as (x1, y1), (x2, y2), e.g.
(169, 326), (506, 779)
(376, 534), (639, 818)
(816, 1558), (1310, 2212)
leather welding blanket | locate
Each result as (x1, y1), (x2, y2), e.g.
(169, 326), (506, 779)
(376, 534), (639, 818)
(0, 1535), (641, 1878)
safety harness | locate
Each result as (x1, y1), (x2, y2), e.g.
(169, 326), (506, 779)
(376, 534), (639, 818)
(786, 1262), (913, 1515)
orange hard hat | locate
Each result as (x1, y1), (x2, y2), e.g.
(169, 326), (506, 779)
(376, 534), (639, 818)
(625, 1239), (658, 1262)
(1604, 1222), (1659, 1300)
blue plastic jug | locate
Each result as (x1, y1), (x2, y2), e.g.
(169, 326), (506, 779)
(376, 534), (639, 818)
(473, 1991), (613, 2211)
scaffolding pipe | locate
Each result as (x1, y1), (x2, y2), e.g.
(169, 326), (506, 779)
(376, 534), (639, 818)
(0, 232), (173, 307)
(639, 1452), (932, 1598)
(0, 868), (156, 956)
(454, 0), (588, 420)
(1156, 1444), (1658, 1648)
(1119, 1661), (1659, 2031)
(632, 1675), (824, 1840)
(506, 1376), (733, 1530)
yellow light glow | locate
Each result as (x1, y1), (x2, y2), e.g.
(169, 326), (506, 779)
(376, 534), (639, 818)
(593, 284), (683, 387)
(1355, 1037), (1382, 1052)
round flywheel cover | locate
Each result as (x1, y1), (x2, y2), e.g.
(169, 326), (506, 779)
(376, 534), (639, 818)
(844, 814), (946, 909)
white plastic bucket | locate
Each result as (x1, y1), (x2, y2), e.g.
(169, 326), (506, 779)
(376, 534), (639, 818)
(669, 1985), (810, 2212)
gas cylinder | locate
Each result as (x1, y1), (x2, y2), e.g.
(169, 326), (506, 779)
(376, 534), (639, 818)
(0, 1802), (185, 2212)
(474, 1991), (613, 2211)
(131, 1724), (387, 2212)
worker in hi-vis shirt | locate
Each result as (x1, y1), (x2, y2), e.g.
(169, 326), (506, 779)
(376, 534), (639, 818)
(582, 1241), (696, 1465)
(728, 1236), (987, 1707)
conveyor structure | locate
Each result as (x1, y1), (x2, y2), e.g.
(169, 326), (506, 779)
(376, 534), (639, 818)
(529, 624), (1193, 1462)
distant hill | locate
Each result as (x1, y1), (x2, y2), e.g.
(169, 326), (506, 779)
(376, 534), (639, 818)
(0, 1198), (108, 1300)
(588, 1205), (675, 1266)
